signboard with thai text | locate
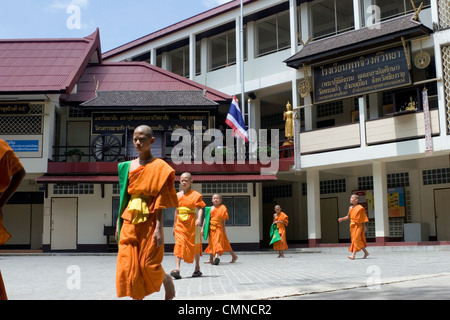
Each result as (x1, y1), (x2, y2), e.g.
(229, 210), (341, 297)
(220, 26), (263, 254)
(91, 112), (210, 135)
(314, 46), (411, 104)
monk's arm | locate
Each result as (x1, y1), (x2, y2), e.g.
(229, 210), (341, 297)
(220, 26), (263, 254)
(196, 207), (204, 226)
(154, 209), (164, 248)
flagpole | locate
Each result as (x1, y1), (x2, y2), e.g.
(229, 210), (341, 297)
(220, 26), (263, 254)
(240, 0), (245, 126)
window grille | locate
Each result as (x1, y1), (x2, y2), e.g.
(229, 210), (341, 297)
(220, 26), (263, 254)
(0, 104), (43, 135)
(438, 0), (450, 29)
(202, 183), (248, 194)
(53, 184), (94, 195)
(442, 45), (450, 134)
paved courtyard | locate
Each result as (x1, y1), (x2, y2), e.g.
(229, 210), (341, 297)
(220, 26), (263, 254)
(1, 246), (450, 301)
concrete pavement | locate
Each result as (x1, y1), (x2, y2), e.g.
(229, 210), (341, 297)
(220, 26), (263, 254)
(1, 246), (450, 300)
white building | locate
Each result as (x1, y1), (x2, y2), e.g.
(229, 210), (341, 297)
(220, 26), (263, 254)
(104, 0), (450, 247)
(1, 0), (449, 252)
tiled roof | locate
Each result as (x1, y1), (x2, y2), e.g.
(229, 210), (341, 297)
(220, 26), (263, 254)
(63, 62), (232, 103)
(285, 14), (433, 68)
(0, 29), (101, 94)
(81, 90), (218, 108)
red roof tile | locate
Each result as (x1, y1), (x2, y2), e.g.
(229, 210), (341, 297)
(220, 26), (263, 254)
(63, 62), (232, 103)
(0, 29), (102, 94)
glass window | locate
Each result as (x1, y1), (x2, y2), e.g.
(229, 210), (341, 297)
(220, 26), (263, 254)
(256, 12), (291, 56)
(311, 0), (354, 40)
(362, 0), (431, 24)
(169, 45), (189, 78)
(204, 196), (250, 227)
(209, 30), (236, 71)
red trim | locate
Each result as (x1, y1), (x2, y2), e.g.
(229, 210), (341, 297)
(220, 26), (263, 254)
(36, 174), (277, 184)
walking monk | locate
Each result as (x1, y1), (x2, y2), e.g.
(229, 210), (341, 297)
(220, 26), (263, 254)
(116, 125), (178, 300)
(203, 194), (237, 265)
(273, 205), (289, 258)
(171, 172), (205, 279)
(0, 139), (26, 300)
(338, 194), (369, 260)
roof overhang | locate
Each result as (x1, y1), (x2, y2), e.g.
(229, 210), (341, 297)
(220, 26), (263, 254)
(36, 174), (277, 185)
(79, 90), (219, 112)
(285, 14), (433, 69)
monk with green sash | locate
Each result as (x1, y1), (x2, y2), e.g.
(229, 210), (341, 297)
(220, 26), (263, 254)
(202, 194), (238, 265)
(115, 125), (178, 300)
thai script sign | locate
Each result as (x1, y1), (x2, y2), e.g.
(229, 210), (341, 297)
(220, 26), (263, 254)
(92, 112), (209, 134)
(0, 104), (31, 115)
(314, 46), (411, 104)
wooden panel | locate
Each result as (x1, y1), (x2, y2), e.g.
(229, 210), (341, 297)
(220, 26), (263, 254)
(300, 123), (360, 154)
(366, 110), (440, 144)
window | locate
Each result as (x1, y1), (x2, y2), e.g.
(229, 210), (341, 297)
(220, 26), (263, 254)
(311, 0), (354, 40)
(169, 45), (190, 78)
(204, 196), (250, 226)
(209, 30), (236, 71)
(256, 12), (290, 56)
(362, 0), (431, 24)
(53, 184), (94, 195)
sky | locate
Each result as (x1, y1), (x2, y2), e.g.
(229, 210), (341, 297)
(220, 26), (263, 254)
(0, 0), (233, 53)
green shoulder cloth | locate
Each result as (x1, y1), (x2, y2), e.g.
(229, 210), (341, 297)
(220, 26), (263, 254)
(269, 223), (281, 245)
(202, 206), (211, 241)
(117, 160), (132, 243)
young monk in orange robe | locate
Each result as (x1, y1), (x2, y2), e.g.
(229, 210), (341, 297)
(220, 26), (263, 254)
(273, 205), (289, 258)
(116, 125), (178, 300)
(171, 172), (205, 279)
(338, 194), (370, 260)
(203, 194), (238, 265)
(0, 139), (26, 300)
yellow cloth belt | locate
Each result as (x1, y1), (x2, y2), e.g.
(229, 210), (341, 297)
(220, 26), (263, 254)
(177, 207), (195, 222)
(128, 195), (151, 225)
(209, 219), (220, 231)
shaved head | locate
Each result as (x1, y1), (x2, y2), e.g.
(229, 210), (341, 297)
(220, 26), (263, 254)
(134, 125), (154, 138)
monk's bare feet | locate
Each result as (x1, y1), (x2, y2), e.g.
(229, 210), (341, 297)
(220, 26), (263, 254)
(230, 255), (238, 263)
(363, 252), (369, 259)
(348, 255), (355, 260)
(163, 274), (176, 300)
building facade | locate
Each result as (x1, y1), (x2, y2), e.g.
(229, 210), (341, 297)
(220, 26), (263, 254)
(103, 0), (450, 246)
(1, 0), (449, 252)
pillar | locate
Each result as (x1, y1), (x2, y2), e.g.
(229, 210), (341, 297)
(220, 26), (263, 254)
(373, 161), (389, 245)
(307, 169), (321, 247)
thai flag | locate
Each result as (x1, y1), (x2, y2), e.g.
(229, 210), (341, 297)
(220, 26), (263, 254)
(225, 96), (249, 142)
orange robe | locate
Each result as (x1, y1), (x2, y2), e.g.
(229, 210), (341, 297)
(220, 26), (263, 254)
(173, 189), (206, 263)
(0, 140), (24, 301)
(273, 212), (289, 251)
(348, 204), (369, 253)
(0, 139), (24, 246)
(116, 159), (178, 300)
(204, 204), (232, 256)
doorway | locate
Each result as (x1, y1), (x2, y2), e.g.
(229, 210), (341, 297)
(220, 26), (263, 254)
(434, 188), (450, 241)
(51, 198), (77, 250)
(320, 197), (339, 243)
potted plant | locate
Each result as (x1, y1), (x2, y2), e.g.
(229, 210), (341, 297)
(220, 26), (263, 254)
(64, 148), (85, 162)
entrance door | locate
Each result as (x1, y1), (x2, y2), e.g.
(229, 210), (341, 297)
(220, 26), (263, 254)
(434, 188), (450, 241)
(51, 198), (77, 250)
(320, 198), (339, 243)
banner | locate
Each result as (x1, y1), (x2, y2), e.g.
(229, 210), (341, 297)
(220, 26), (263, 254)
(422, 88), (433, 155)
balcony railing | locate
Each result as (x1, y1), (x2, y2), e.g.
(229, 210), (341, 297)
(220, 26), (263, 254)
(299, 109), (440, 155)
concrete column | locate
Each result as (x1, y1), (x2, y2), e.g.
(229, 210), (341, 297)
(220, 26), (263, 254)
(373, 161), (389, 245)
(307, 169), (321, 247)
(189, 33), (196, 81)
(358, 96), (367, 148)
